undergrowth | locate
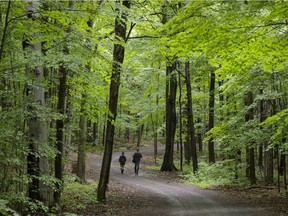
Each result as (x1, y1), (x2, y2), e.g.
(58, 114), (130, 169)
(147, 159), (247, 188)
(180, 160), (247, 188)
(60, 173), (98, 214)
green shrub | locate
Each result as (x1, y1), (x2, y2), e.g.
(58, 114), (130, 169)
(61, 179), (98, 213)
(180, 160), (246, 188)
(0, 199), (20, 216)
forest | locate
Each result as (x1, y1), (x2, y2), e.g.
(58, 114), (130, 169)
(0, 0), (287, 215)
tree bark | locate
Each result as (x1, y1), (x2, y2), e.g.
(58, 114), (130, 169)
(258, 89), (265, 169)
(0, 0), (11, 61)
(178, 71), (183, 171)
(137, 124), (144, 147)
(161, 63), (177, 172)
(97, 0), (130, 202)
(245, 91), (256, 185)
(54, 64), (67, 202)
(24, 1), (50, 204)
(77, 96), (87, 183)
(184, 62), (198, 172)
(93, 122), (98, 146)
(264, 100), (275, 184)
(208, 70), (215, 163)
(54, 0), (74, 202)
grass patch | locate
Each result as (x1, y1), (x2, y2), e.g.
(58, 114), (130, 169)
(146, 165), (161, 171)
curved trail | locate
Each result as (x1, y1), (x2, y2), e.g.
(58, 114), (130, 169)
(89, 145), (269, 216)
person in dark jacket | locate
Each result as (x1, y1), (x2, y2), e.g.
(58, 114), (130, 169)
(132, 149), (142, 175)
(119, 152), (127, 174)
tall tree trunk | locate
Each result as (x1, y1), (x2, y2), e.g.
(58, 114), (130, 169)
(184, 62), (198, 172)
(264, 146), (274, 184)
(137, 124), (144, 147)
(93, 122), (97, 146)
(208, 70), (215, 163)
(264, 100), (275, 184)
(54, 0), (74, 202)
(24, 1), (50, 204)
(258, 89), (265, 169)
(76, 4), (99, 183)
(54, 64), (67, 202)
(125, 111), (130, 143)
(97, 0), (130, 202)
(245, 91), (256, 184)
(197, 118), (203, 152)
(178, 71), (183, 171)
(161, 63), (177, 172)
(0, 0), (10, 61)
(77, 96), (87, 183)
(153, 73), (160, 158)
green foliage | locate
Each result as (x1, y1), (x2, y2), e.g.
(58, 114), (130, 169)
(0, 192), (49, 215)
(61, 178), (98, 213)
(0, 199), (20, 216)
(180, 161), (246, 188)
(85, 144), (104, 153)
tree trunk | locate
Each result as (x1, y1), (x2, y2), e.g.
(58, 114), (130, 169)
(0, 0), (11, 61)
(184, 61), (198, 172)
(178, 71), (183, 171)
(24, 1), (50, 204)
(97, 0), (130, 202)
(161, 63), (177, 172)
(264, 100), (275, 185)
(153, 74), (160, 158)
(258, 89), (265, 169)
(245, 91), (256, 185)
(197, 118), (203, 152)
(124, 111), (130, 143)
(93, 122), (97, 146)
(54, 64), (67, 202)
(77, 96), (87, 183)
(208, 70), (215, 163)
(54, 0), (74, 202)
(264, 148), (274, 184)
(137, 124), (144, 147)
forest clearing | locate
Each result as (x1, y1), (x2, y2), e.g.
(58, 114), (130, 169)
(1, 1), (288, 215)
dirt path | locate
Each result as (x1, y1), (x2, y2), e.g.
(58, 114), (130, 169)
(83, 145), (288, 216)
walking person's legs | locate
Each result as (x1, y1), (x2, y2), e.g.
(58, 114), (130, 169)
(120, 164), (124, 174)
(135, 162), (140, 175)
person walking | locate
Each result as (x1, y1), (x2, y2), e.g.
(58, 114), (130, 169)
(132, 149), (142, 175)
(119, 152), (127, 174)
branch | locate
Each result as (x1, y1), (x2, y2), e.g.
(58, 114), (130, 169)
(128, 35), (159, 39)
(125, 22), (136, 43)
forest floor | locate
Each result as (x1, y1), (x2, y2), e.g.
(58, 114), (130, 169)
(67, 144), (288, 216)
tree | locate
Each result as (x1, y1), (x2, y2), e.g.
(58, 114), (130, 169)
(97, 0), (131, 202)
(77, 94), (87, 183)
(208, 69), (215, 163)
(161, 62), (178, 172)
(184, 61), (198, 172)
(23, 1), (50, 204)
(245, 91), (256, 185)
(54, 0), (74, 202)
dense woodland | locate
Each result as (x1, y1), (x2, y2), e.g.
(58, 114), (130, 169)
(0, 0), (288, 215)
